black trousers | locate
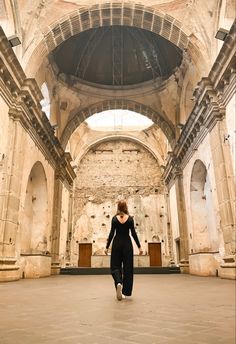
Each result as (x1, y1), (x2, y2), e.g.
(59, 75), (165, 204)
(110, 239), (134, 296)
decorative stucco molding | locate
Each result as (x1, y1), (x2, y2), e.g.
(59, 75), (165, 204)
(0, 26), (76, 187)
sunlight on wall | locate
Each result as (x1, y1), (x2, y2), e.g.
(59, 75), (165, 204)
(40, 83), (51, 119)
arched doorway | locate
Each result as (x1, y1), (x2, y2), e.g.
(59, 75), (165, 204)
(189, 159), (219, 276)
(20, 161), (51, 278)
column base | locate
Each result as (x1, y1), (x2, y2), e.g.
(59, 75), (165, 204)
(20, 254), (52, 278)
(0, 257), (20, 282)
(189, 252), (220, 277)
(51, 261), (61, 275)
(179, 260), (189, 273)
(219, 255), (236, 280)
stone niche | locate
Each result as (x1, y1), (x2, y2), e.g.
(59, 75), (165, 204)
(71, 139), (169, 266)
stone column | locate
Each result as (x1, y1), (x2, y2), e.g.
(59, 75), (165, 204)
(165, 192), (174, 263)
(174, 171), (189, 273)
(0, 112), (26, 281)
(66, 190), (73, 265)
(51, 175), (63, 274)
(210, 119), (236, 279)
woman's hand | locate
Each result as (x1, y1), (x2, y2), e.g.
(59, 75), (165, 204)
(139, 247), (143, 255)
(104, 248), (109, 255)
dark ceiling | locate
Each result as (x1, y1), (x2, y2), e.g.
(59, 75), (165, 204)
(51, 26), (183, 87)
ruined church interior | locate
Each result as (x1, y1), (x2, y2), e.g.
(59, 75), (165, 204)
(0, 0), (235, 343)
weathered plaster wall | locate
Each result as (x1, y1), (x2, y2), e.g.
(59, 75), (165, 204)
(225, 95), (236, 176)
(16, 134), (55, 278)
(169, 184), (180, 263)
(20, 0), (223, 142)
(69, 122), (170, 166)
(182, 133), (223, 276)
(71, 139), (170, 266)
(216, 0), (236, 55)
(0, 0), (17, 37)
(0, 97), (10, 251)
(0, 94), (54, 279)
(58, 184), (70, 268)
(0, 97), (9, 195)
(43, 71), (182, 139)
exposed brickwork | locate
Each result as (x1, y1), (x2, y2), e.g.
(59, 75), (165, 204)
(74, 139), (164, 207)
(72, 139), (167, 258)
(43, 3), (190, 54)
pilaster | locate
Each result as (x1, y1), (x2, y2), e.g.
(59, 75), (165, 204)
(210, 119), (236, 279)
(66, 190), (74, 266)
(51, 176), (63, 275)
(174, 171), (189, 273)
(0, 112), (26, 281)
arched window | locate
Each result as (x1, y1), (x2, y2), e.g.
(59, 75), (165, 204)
(40, 82), (51, 119)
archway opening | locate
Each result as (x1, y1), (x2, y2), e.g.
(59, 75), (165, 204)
(190, 160), (211, 252)
(21, 162), (48, 254)
(190, 159), (219, 276)
(60, 100), (175, 150)
(85, 109), (153, 131)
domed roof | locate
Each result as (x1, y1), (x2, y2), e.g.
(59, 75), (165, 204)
(51, 25), (183, 87)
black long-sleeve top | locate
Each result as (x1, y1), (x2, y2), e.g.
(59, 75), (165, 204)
(106, 215), (141, 249)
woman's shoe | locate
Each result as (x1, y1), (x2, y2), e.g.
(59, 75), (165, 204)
(116, 283), (122, 301)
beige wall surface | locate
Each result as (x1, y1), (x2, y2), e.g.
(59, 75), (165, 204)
(0, 1), (235, 281)
(71, 139), (171, 266)
(226, 95), (236, 176)
(182, 133), (223, 276)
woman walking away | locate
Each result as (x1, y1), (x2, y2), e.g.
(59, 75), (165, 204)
(104, 200), (143, 301)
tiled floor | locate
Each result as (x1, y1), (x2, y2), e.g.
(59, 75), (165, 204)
(0, 274), (235, 344)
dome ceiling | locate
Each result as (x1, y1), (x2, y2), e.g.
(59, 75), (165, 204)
(51, 25), (183, 87)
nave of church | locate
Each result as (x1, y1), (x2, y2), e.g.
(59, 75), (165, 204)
(0, 0), (235, 341)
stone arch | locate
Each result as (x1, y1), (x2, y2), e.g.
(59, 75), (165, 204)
(190, 159), (218, 253)
(21, 161), (48, 254)
(44, 3), (189, 52)
(60, 99), (175, 149)
(25, 2), (206, 76)
(73, 134), (164, 167)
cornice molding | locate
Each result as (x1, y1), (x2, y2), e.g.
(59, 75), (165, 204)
(0, 26), (76, 187)
(163, 20), (236, 187)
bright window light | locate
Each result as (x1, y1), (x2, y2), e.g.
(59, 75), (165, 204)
(40, 83), (51, 119)
(85, 110), (153, 131)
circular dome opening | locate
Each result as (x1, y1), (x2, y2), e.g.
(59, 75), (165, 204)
(51, 25), (183, 87)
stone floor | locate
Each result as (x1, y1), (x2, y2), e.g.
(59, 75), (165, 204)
(0, 274), (235, 344)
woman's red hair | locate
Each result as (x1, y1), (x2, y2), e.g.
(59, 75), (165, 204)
(116, 200), (129, 215)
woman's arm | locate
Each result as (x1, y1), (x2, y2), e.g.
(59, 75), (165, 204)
(105, 217), (115, 254)
(130, 217), (143, 254)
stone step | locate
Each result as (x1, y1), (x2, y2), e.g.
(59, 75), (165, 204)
(60, 266), (181, 275)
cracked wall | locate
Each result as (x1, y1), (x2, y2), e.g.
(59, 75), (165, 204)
(70, 139), (171, 265)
